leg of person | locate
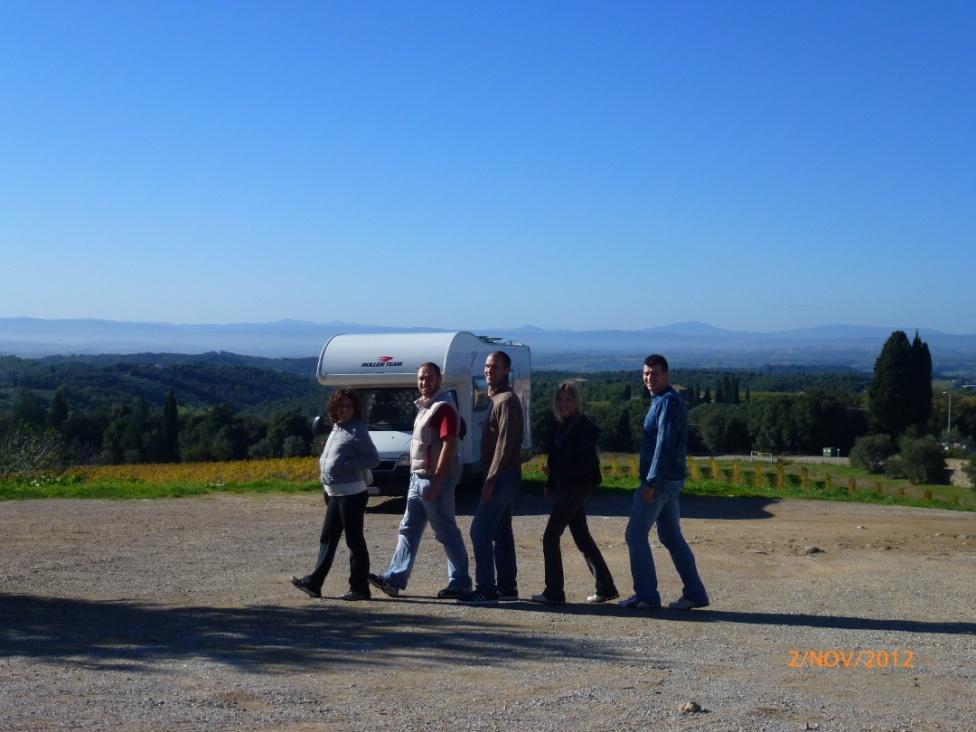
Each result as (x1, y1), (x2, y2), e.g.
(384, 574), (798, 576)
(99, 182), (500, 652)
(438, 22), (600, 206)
(540, 489), (582, 602)
(422, 474), (472, 595)
(566, 495), (618, 601)
(468, 469), (519, 599)
(622, 484), (666, 607)
(381, 473), (429, 592)
(339, 490), (371, 599)
(655, 481), (709, 608)
(492, 470), (520, 599)
(303, 492), (344, 594)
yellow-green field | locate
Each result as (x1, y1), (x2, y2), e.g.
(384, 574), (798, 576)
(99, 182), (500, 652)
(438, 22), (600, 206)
(1, 454), (973, 511)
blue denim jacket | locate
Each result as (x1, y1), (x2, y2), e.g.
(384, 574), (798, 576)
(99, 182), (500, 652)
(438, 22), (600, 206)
(639, 387), (687, 485)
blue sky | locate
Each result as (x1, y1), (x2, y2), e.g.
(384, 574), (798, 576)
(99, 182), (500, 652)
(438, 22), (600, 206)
(2, 1), (974, 333)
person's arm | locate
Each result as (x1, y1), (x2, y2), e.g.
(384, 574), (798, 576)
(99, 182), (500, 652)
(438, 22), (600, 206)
(426, 406), (458, 500)
(342, 423), (380, 471)
(482, 397), (516, 500)
(642, 395), (679, 501)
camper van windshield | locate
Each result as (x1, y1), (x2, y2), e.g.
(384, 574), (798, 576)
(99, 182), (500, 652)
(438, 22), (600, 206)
(357, 388), (417, 432)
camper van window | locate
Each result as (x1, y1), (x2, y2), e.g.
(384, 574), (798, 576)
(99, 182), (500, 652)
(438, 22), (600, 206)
(472, 377), (490, 411)
(357, 389), (416, 432)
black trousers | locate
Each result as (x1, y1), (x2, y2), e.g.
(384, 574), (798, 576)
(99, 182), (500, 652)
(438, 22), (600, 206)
(542, 488), (617, 601)
(307, 491), (370, 594)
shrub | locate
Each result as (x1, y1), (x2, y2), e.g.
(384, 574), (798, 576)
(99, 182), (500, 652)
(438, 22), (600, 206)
(964, 453), (976, 488)
(849, 433), (896, 473)
(886, 436), (947, 485)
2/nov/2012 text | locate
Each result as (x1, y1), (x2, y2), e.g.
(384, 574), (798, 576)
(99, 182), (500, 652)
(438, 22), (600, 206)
(788, 649), (914, 670)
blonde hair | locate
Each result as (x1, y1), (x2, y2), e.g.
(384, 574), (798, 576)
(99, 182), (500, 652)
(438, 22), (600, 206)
(551, 380), (582, 421)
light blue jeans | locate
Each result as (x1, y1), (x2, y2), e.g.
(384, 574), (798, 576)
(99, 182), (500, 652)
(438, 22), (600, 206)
(470, 468), (520, 596)
(382, 472), (471, 592)
(624, 479), (708, 606)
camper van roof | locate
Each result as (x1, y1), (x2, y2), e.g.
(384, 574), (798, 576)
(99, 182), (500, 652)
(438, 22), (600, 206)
(316, 331), (526, 387)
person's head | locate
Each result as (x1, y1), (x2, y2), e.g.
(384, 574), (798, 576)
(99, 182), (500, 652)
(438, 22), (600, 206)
(417, 362), (442, 399)
(484, 351), (511, 391)
(327, 388), (362, 424)
(642, 354), (670, 395)
(552, 381), (582, 421)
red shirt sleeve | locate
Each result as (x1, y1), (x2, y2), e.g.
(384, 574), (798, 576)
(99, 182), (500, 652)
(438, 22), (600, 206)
(429, 405), (458, 439)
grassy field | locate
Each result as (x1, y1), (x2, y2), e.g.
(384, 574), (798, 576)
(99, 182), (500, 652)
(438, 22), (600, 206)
(1, 454), (973, 511)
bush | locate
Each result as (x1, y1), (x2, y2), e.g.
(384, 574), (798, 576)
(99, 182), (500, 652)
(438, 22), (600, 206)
(0, 426), (65, 478)
(886, 436), (946, 485)
(964, 454), (976, 488)
(849, 433), (895, 473)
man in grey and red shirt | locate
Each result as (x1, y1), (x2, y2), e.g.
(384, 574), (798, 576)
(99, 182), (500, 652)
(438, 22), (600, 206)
(368, 362), (472, 598)
(459, 351), (524, 604)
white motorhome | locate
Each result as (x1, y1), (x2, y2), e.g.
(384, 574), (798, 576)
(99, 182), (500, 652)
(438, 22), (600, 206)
(316, 331), (531, 495)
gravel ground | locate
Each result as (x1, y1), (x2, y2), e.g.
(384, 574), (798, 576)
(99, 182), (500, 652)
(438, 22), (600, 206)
(1, 489), (974, 731)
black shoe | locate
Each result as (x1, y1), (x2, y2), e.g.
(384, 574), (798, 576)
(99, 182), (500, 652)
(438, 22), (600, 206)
(436, 585), (465, 599)
(342, 589), (371, 601)
(497, 589), (519, 601)
(456, 590), (499, 605)
(291, 576), (321, 599)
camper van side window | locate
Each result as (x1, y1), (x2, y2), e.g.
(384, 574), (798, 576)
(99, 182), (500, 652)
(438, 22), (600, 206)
(472, 377), (490, 411)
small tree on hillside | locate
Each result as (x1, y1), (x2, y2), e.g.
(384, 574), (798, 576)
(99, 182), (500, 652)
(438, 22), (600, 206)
(849, 433), (895, 473)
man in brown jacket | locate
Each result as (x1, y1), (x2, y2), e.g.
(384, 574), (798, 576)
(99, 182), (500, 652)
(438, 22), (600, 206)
(458, 351), (524, 604)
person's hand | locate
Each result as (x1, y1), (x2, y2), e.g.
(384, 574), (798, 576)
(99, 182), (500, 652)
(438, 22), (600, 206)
(541, 465), (550, 477)
(425, 477), (441, 502)
(641, 481), (655, 503)
(482, 479), (495, 502)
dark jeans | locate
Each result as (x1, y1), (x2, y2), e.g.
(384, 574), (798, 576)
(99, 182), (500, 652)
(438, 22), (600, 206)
(470, 469), (520, 596)
(542, 488), (616, 601)
(307, 490), (370, 594)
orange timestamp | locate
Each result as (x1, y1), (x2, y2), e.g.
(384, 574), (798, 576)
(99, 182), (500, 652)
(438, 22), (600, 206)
(788, 649), (914, 670)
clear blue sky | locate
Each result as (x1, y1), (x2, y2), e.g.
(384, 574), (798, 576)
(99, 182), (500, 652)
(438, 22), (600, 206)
(2, 1), (974, 333)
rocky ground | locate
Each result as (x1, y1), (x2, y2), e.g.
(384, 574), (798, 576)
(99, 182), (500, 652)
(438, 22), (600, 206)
(1, 489), (974, 730)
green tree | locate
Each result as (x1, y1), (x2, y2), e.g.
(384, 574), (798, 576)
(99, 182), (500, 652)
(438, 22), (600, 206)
(849, 433), (895, 473)
(867, 331), (915, 437)
(161, 389), (180, 463)
(909, 331), (933, 430)
(48, 387), (69, 430)
(885, 436), (946, 484)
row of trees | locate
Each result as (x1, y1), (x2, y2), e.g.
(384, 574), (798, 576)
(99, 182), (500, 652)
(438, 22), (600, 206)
(0, 388), (316, 473)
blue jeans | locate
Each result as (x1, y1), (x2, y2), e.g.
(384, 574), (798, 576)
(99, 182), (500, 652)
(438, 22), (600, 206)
(470, 469), (520, 596)
(624, 480), (708, 606)
(382, 473), (471, 592)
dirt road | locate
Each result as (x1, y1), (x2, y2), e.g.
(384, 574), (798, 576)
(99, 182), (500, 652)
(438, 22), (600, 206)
(1, 490), (974, 730)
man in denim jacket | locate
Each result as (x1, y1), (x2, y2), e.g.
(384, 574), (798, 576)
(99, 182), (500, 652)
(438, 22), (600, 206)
(621, 354), (709, 611)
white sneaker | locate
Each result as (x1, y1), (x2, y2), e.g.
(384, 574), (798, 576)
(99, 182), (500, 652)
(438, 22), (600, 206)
(586, 591), (620, 604)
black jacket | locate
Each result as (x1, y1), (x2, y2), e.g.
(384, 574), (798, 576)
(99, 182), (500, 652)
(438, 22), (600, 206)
(545, 413), (602, 492)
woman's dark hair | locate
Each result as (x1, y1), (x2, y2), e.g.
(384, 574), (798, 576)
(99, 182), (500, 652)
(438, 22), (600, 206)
(327, 388), (363, 423)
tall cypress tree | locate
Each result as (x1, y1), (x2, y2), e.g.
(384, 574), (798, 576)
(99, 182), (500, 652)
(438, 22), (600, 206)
(909, 331), (933, 431)
(162, 389), (180, 463)
(867, 331), (915, 436)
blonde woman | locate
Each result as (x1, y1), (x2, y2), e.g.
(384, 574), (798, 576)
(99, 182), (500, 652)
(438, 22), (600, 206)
(530, 381), (618, 604)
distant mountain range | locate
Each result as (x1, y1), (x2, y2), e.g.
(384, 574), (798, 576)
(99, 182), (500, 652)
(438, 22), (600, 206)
(3, 317), (976, 372)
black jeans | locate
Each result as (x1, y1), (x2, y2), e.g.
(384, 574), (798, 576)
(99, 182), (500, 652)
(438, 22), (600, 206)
(307, 491), (370, 595)
(542, 488), (616, 601)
